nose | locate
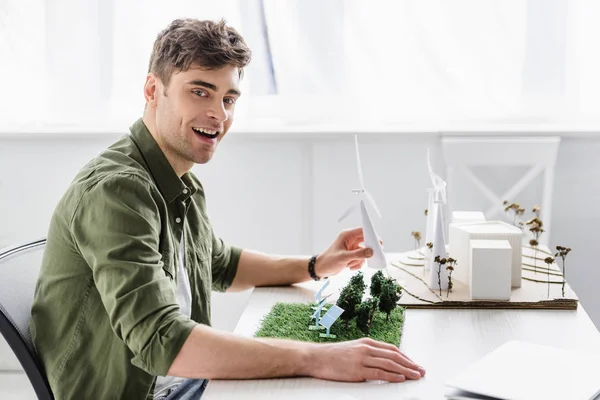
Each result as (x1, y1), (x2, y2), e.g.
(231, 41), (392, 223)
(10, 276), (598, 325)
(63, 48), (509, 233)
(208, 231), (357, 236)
(206, 98), (228, 123)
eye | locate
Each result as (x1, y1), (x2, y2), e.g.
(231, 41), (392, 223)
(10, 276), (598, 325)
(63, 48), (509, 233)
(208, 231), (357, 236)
(224, 97), (236, 105)
(193, 89), (208, 97)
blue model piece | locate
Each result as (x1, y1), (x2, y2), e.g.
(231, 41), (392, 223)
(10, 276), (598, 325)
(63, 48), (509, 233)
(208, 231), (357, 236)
(312, 280), (331, 311)
(309, 295), (332, 330)
(318, 305), (345, 338)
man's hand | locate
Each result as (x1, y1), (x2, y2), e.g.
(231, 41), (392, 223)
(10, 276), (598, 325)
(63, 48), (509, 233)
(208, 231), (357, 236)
(314, 227), (377, 278)
(307, 337), (426, 382)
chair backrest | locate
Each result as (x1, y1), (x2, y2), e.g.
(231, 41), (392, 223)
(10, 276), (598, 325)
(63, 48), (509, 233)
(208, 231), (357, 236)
(441, 136), (561, 245)
(0, 239), (54, 399)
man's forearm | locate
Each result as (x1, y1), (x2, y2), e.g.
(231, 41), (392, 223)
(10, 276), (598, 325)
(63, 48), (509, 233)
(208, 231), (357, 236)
(228, 250), (313, 291)
(167, 324), (311, 379)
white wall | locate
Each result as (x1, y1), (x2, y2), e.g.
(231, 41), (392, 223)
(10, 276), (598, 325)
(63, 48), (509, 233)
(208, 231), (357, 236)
(0, 132), (599, 334)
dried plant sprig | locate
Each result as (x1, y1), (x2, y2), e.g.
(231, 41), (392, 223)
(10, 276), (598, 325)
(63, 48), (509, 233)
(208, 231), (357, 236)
(445, 257), (457, 297)
(555, 246), (572, 297)
(433, 255), (447, 296)
(411, 231), (422, 252)
(424, 209), (428, 216)
(544, 256), (554, 298)
(426, 242), (433, 249)
(526, 217), (543, 229)
(504, 201), (525, 226)
(527, 217), (545, 274)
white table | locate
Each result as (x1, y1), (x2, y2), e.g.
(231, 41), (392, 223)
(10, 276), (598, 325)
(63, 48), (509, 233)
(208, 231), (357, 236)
(203, 256), (600, 399)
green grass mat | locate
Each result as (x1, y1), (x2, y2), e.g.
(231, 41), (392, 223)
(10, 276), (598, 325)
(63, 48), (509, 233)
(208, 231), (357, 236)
(254, 302), (405, 346)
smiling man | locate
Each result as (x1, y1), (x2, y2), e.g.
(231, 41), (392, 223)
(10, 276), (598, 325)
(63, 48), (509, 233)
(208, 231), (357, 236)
(30, 19), (425, 400)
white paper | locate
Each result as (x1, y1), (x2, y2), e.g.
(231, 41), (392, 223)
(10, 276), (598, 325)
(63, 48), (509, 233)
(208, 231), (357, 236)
(446, 340), (600, 400)
(360, 201), (387, 269)
(429, 199), (449, 290)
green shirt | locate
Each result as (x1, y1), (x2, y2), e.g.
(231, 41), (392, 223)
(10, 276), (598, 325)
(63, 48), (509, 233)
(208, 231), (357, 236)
(30, 118), (242, 399)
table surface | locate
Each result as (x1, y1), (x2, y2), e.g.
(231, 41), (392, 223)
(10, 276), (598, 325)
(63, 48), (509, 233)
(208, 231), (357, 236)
(203, 254), (600, 400)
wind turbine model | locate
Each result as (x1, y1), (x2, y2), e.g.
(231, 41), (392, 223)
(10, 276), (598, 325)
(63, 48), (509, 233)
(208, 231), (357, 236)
(309, 280), (332, 330)
(424, 149), (448, 276)
(338, 135), (387, 269)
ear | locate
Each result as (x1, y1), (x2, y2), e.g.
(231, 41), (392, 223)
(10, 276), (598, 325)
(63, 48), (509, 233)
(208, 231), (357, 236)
(143, 73), (159, 107)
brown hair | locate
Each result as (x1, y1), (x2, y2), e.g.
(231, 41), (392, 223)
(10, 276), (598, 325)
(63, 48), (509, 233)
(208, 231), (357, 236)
(148, 18), (252, 88)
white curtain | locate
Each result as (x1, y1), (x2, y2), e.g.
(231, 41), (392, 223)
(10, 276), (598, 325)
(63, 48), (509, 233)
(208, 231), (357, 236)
(568, 0), (600, 122)
(0, 0), (46, 127)
(0, 0), (598, 131)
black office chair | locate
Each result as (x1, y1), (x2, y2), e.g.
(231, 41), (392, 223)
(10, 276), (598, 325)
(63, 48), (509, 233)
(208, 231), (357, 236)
(0, 239), (54, 399)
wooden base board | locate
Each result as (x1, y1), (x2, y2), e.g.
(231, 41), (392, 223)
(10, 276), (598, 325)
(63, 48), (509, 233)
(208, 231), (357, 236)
(390, 245), (577, 310)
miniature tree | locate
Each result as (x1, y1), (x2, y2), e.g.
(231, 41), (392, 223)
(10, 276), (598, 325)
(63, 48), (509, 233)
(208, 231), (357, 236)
(378, 278), (402, 321)
(336, 285), (362, 328)
(544, 256), (554, 298)
(555, 246), (572, 297)
(349, 271), (366, 295)
(356, 298), (379, 334)
(411, 231), (422, 253)
(433, 255), (447, 296)
(370, 270), (385, 298)
(445, 257), (457, 297)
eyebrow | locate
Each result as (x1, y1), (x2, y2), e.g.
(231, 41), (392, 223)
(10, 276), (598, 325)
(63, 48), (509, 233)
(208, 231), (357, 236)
(186, 79), (241, 96)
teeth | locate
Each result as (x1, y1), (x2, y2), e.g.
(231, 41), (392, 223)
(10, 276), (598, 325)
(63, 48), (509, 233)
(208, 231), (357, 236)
(192, 127), (218, 137)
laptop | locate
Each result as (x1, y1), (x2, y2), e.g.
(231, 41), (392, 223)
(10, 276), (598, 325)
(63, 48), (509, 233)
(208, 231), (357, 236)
(445, 340), (600, 400)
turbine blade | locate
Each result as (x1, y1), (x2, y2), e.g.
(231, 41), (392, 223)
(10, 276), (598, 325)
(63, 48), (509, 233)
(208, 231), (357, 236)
(364, 190), (382, 218)
(339, 203), (358, 222)
(427, 147), (447, 202)
(355, 134), (365, 189)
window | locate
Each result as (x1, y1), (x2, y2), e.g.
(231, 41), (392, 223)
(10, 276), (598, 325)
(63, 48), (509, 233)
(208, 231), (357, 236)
(1, 0), (598, 132)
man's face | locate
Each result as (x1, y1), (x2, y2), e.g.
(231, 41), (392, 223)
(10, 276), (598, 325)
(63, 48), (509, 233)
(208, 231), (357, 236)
(148, 64), (241, 170)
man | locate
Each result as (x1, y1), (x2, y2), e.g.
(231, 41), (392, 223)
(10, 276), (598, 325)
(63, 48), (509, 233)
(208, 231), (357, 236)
(30, 18), (425, 400)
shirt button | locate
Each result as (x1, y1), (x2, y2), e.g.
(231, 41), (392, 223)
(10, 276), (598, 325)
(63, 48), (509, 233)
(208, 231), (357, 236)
(175, 217), (182, 224)
(183, 189), (188, 194)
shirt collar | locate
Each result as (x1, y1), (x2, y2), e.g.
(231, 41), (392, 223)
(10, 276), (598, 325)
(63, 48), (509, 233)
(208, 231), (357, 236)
(129, 118), (198, 203)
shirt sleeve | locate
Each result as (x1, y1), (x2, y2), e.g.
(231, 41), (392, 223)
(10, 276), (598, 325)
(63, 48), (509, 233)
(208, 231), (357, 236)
(210, 227), (242, 292)
(70, 173), (197, 376)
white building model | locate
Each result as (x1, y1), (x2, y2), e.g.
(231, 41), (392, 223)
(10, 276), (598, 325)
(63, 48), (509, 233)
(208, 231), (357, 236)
(448, 215), (524, 301)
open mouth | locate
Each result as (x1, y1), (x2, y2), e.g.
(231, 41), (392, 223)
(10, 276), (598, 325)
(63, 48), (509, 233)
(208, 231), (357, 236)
(192, 127), (219, 139)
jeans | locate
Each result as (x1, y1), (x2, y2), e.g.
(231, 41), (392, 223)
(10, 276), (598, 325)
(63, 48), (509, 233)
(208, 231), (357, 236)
(155, 379), (208, 400)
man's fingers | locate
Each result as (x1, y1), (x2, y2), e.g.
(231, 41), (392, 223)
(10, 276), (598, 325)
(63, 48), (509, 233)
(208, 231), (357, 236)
(361, 337), (401, 353)
(340, 227), (364, 246)
(367, 348), (423, 377)
(359, 338), (426, 376)
(346, 247), (373, 260)
(363, 355), (422, 380)
(342, 227), (364, 238)
(362, 367), (406, 383)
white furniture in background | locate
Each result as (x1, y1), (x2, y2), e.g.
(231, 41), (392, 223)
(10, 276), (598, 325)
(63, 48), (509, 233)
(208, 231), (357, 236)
(201, 255), (600, 400)
(470, 240), (512, 301)
(441, 137), (560, 245)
